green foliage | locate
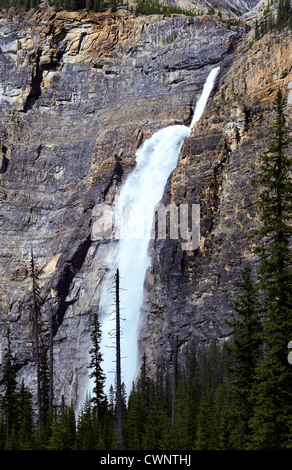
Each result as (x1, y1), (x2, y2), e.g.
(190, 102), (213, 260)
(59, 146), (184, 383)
(0, 0), (100, 11)
(92, 0), (104, 12)
(109, 0), (116, 12)
(88, 312), (106, 415)
(0, 330), (37, 450)
(1, 328), (18, 440)
(134, 0), (198, 17)
(276, 0), (292, 29)
(224, 264), (262, 448)
(47, 406), (76, 450)
(207, 6), (215, 15)
(0, 0), (214, 17)
(17, 381), (36, 450)
(254, 0), (292, 40)
(248, 88), (292, 449)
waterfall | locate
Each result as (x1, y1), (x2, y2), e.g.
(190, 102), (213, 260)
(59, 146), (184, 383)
(97, 66), (220, 397)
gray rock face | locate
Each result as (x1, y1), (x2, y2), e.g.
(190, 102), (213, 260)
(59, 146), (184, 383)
(0, 8), (245, 408)
(172, 0), (260, 16)
(139, 31), (292, 375)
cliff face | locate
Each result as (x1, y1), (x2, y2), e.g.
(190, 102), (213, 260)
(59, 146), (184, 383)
(0, 3), (291, 410)
(140, 29), (292, 372)
(0, 7), (245, 407)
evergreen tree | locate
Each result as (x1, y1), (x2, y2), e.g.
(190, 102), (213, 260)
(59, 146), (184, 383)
(137, 353), (152, 413)
(225, 264), (262, 448)
(124, 383), (146, 450)
(91, 412), (104, 449)
(215, 383), (231, 450)
(124, 355), (152, 450)
(47, 405), (76, 450)
(194, 341), (224, 449)
(92, 0), (99, 11)
(88, 312), (106, 417)
(171, 380), (190, 449)
(99, 399), (116, 450)
(39, 348), (53, 447)
(249, 88), (292, 449)
(184, 341), (199, 446)
(276, 0), (292, 29)
(63, 0), (70, 9)
(29, 248), (43, 431)
(194, 388), (214, 449)
(70, 0), (77, 10)
(1, 328), (19, 444)
(255, 19), (260, 40)
(40, 349), (50, 422)
(143, 384), (170, 450)
(76, 393), (94, 450)
(0, 414), (6, 450)
(17, 381), (35, 450)
(110, 0), (117, 12)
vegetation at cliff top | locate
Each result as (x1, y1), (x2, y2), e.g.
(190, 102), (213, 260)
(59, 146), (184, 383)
(253, 0), (292, 41)
(0, 0), (291, 25)
(0, 0), (225, 17)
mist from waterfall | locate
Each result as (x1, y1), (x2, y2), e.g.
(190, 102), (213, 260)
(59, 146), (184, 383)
(97, 66), (220, 398)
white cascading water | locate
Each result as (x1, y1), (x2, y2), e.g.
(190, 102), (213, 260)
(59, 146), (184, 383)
(98, 66), (220, 397)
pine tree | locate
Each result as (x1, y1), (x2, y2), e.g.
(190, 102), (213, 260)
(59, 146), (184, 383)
(124, 383), (146, 450)
(1, 328), (19, 444)
(124, 355), (152, 450)
(184, 341), (199, 446)
(110, 0), (117, 12)
(142, 382), (169, 450)
(0, 414), (6, 450)
(88, 312), (106, 417)
(194, 341), (223, 449)
(92, 0), (99, 11)
(171, 380), (190, 449)
(39, 348), (52, 447)
(76, 393), (94, 450)
(29, 247), (43, 431)
(47, 405), (76, 450)
(215, 383), (231, 450)
(225, 264), (262, 448)
(276, 0), (292, 29)
(255, 19), (260, 40)
(24, 0), (31, 10)
(249, 88), (292, 449)
(40, 349), (50, 422)
(137, 352), (152, 413)
(99, 399), (116, 450)
(194, 388), (214, 449)
(17, 381), (35, 450)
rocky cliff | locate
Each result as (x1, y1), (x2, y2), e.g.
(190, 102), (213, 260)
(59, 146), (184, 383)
(0, 2), (291, 409)
(140, 26), (292, 374)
